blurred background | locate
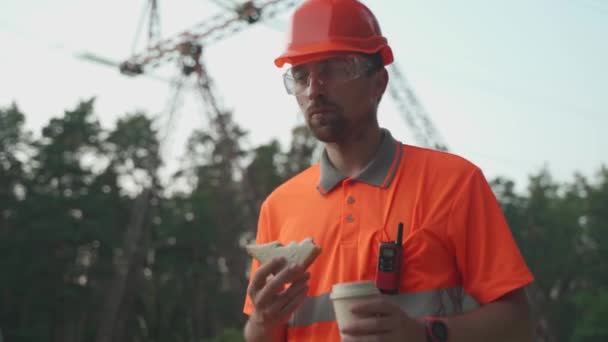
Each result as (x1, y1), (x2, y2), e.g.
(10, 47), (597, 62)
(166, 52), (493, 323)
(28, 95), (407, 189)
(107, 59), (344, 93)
(0, 0), (606, 341)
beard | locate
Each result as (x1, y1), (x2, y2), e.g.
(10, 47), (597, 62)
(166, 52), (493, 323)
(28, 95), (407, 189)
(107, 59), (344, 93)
(302, 96), (347, 143)
(306, 111), (347, 143)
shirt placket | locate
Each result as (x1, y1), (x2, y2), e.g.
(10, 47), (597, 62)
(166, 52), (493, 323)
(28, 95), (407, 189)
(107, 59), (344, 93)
(340, 178), (360, 244)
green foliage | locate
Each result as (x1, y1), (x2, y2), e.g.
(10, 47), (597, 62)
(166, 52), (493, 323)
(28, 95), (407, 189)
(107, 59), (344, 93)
(0, 100), (605, 342)
(571, 290), (608, 342)
(203, 328), (245, 342)
(492, 167), (608, 341)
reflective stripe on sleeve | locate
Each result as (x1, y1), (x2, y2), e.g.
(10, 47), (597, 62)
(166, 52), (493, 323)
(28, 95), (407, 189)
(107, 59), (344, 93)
(288, 287), (479, 327)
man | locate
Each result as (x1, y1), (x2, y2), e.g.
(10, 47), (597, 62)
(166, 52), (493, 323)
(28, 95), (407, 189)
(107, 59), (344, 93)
(243, 0), (535, 341)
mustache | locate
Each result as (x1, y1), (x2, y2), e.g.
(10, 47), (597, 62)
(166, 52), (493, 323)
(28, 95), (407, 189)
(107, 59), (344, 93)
(305, 101), (339, 115)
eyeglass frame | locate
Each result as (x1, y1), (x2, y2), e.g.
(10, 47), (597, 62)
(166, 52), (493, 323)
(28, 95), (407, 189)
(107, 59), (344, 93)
(281, 54), (380, 95)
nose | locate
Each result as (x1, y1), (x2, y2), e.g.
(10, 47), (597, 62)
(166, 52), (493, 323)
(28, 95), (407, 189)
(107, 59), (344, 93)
(304, 71), (327, 98)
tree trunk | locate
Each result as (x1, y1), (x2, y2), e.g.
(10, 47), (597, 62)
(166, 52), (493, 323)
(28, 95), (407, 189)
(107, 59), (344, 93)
(52, 303), (87, 342)
(526, 283), (557, 342)
(113, 246), (147, 342)
(95, 190), (151, 342)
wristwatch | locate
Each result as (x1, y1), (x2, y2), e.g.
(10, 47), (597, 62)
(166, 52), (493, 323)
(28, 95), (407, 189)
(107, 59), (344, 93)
(423, 317), (449, 342)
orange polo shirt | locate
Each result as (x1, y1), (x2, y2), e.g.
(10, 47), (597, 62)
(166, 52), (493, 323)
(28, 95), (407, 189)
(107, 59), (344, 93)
(243, 129), (534, 341)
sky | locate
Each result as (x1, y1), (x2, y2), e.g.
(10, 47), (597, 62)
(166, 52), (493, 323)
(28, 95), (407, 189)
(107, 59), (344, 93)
(1, 0), (607, 192)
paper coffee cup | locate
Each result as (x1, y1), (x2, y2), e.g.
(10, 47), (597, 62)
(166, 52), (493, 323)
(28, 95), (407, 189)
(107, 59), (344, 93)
(330, 281), (381, 331)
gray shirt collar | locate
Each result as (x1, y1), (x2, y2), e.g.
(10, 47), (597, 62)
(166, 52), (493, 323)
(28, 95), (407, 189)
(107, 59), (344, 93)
(316, 129), (404, 195)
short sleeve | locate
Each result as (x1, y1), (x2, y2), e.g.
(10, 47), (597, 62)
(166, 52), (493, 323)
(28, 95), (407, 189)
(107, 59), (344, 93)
(447, 168), (534, 304)
(243, 200), (274, 315)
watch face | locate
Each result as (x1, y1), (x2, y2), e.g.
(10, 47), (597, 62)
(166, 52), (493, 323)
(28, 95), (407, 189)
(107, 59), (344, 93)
(431, 321), (448, 341)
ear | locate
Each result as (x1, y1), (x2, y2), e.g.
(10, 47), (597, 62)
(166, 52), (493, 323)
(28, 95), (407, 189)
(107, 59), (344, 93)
(372, 68), (389, 103)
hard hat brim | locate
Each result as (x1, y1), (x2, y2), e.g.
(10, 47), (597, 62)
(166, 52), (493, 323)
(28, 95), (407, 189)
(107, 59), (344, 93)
(274, 41), (393, 68)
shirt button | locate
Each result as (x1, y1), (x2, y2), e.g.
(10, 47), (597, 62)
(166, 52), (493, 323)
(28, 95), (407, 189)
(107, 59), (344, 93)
(347, 196), (355, 204)
(346, 215), (355, 223)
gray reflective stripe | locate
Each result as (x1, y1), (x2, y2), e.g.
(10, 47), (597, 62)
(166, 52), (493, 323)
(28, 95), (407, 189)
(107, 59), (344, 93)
(289, 293), (334, 327)
(391, 287), (479, 318)
(287, 287), (479, 327)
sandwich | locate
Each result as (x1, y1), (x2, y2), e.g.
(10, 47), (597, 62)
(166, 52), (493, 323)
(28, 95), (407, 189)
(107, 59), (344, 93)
(245, 237), (321, 269)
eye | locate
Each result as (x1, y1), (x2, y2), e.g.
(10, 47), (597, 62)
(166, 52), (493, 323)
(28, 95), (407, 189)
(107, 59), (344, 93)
(291, 68), (309, 82)
(326, 58), (356, 77)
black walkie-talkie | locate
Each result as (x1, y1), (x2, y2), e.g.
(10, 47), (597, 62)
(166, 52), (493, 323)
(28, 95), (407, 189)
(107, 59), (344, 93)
(375, 222), (404, 294)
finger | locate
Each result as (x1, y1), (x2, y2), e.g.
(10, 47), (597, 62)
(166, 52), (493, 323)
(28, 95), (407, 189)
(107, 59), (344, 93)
(287, 270), (310, 285)
(341, 316), (392, 336)
(256, 266), (308, 309)
(256, 264), (307, 307)
(285, 270), (310, 288)
(248, 257), (287, 295)
(350, 297), (397, 317)
(265, 268), (309, 286)
(266, 280), (309, 317)
(273, 264), (307, 286)
(277, 285), (309, 318)
(271, 272), (311, 311)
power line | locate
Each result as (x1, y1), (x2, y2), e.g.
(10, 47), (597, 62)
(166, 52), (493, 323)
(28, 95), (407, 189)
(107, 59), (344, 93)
(1, 7), (602, 174)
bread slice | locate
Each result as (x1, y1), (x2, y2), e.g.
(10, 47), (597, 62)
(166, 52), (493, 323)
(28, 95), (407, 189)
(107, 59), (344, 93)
(246, 238), (321, 269)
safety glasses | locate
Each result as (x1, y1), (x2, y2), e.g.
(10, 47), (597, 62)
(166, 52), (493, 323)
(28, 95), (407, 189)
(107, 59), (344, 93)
(282, 54), (376, 95)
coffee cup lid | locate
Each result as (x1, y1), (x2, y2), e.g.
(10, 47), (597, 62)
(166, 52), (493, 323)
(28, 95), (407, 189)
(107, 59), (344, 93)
(330, 281), (380, 300)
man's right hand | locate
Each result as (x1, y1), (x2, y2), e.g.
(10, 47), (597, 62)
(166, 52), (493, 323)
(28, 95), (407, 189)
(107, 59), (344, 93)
(245, 257), (311, 340)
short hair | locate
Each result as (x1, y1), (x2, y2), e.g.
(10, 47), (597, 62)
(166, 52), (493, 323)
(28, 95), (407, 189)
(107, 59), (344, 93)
(362, 52), (386, 105)
(364, 52), (385, 74)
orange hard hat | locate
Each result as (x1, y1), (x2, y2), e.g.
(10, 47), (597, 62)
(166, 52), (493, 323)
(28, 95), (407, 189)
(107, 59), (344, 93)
(274, 0), (394, 67)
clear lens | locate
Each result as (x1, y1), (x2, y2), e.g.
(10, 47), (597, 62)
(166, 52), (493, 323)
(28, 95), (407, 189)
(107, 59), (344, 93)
(283, 72), (295, 95)
(282, 55), (373, 95)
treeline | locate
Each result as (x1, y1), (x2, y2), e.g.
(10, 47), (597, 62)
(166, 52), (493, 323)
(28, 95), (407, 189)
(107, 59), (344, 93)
(0, 100), (606, 342)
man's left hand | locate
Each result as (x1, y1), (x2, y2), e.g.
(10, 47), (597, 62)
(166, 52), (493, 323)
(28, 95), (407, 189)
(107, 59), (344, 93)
(340, 296), (426, 342)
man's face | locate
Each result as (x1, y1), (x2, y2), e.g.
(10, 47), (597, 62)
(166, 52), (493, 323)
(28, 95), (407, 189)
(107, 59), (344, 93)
(284, 54), (387, 143)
